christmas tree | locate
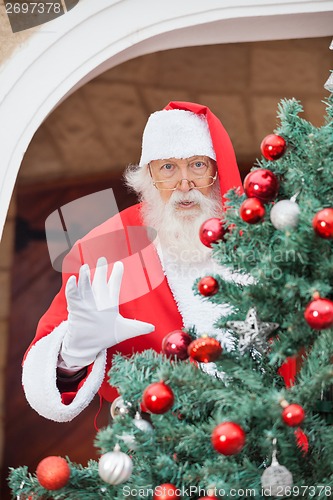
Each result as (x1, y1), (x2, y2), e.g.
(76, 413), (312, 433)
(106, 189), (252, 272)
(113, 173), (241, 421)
(9, 96), (333, 499)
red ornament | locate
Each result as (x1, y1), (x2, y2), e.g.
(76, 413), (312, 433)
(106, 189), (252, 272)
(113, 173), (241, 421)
(243, 169), (279, 202)
(188, 336), (222, 363)
(36, 456), (70, 490)
(211, 422), (246, 455)
(199, 218), (225, 248)
(282, 403), (305, 427)
(240, 198), (265, 224)
(312, 208), (333, 239)
(198, 276), (219, 296)
(260, 134), (287, 161)
(153, 483), (180, 499)
(142, 382), (174, 414)
(294, 427), (309, 455)
(140, 400), (151, 414)
(162, 330), (192, 360)
(304, 297), (333, 330)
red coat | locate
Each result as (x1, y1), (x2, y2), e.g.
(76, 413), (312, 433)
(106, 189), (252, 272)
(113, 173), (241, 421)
(26, 203), (184, 403)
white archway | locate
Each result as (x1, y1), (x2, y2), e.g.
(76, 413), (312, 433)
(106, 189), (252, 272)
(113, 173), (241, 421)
(0, 0), (332, 238)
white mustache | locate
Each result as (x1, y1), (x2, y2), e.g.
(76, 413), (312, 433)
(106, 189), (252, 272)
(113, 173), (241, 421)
(169, 189), (204, 206)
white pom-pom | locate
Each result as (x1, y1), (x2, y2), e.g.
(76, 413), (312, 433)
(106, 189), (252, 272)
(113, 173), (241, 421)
(98, 444), (133, 485)
(270, 199), (300, 230)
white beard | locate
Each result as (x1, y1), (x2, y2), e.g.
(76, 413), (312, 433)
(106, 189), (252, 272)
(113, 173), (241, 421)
(124, 166), (248, 376)
(140, 179), (236, 369)
(141, 181), (223, 267)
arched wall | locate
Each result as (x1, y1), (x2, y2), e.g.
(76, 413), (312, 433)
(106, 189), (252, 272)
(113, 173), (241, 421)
(0, 0), (332, 238)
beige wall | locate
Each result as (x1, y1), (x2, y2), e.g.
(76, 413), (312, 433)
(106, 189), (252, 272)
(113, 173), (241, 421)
(0, 36), (332, 469)
(19, 37), (332, 184)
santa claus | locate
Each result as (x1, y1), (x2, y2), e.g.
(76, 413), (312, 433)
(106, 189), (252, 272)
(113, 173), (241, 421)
(22, 101), (244, 422)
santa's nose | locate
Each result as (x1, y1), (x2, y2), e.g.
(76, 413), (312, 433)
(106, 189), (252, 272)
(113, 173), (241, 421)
(177, 178), (194, 192)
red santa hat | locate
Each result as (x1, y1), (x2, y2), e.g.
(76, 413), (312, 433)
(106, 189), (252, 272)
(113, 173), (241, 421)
(139, 101), (243, 201)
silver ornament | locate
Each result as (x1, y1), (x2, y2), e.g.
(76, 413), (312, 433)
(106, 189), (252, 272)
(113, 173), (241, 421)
(324, 72), (333, 92)
(117, 412), (153, 451)
(110, 396), (132, 419)
(227, 308), (279, 355)
(261, 439), (293, 497)
(270, 199), (300, 230)
(98, 444), (133, 485)
(133, 411), (154, 433)
(117, 432), (137, 451)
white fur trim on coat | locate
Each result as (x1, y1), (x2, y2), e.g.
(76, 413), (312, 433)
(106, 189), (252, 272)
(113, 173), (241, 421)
(139, 109), (216, 166)
(22, 321), (106, 422)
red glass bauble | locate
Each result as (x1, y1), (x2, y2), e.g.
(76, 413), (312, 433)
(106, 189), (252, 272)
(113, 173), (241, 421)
(188, 337), (222, 363)
(243, 169), (279, 202)
(36, 456), (70, 490)
(198, 276), (219, 296)
(199, 218), (225, 248)
(282, 404), (305, 427)
(211, 422), (246, 455)
(312, 208), (333, 239)
(153, 483), (180, 499)
(162, 330), (192, 360)
(294, 427), (309, 455)
(304, 297), (333, 329)
(260, 134), (287, 160)
(240, 198), (265, 224)
(140, 400), (150, 413)
(142, 382), (174, 414)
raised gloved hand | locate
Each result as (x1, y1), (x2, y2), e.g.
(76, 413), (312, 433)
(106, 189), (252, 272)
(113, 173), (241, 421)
(60, 257), (155, 369)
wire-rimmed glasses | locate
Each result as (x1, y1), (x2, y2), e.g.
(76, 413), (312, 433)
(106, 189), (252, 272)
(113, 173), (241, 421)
(148, 158), (218, 191)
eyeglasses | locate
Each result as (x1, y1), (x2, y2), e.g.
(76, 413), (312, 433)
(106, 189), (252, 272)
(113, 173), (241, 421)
(148, 158), (218, 191)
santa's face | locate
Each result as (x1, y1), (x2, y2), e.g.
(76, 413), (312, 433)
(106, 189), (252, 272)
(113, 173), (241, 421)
(141, 157), (221, 261)
(124, 156), (222, 262)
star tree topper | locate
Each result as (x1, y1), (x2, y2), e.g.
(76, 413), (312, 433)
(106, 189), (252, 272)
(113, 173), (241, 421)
(227, 308), (279, 355)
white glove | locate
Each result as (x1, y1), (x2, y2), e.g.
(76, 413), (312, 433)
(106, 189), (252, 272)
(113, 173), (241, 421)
(59, 257), (155, 369)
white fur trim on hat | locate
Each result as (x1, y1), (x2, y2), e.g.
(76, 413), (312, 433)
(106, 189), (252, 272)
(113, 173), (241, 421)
(22, 321), (106, 422)
(139, 109), (216, 166)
